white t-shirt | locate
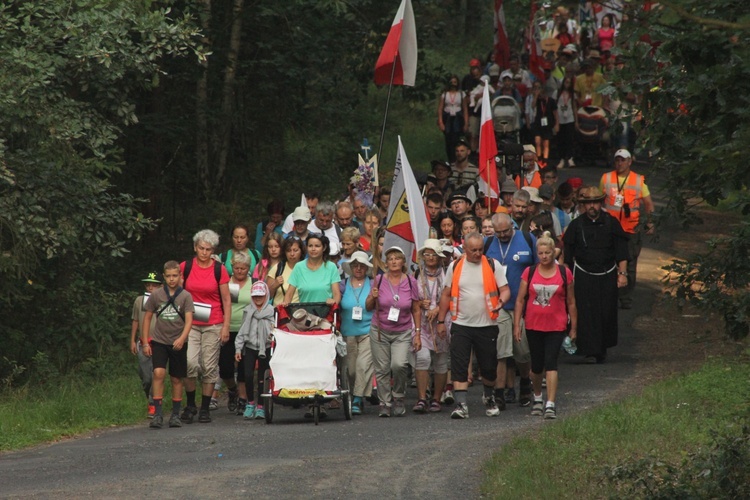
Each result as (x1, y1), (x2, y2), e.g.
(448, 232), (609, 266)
(444, 258), (507, 327)
(308, 220), (340, 246)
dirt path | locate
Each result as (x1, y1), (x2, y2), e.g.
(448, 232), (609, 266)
(0, 167), (741, 499)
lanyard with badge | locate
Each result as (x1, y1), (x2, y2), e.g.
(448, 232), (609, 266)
(613, 173), (628, 210)
(351, 278), (366, 321)
(386, 277), (402, 322)
(539, 98), (548, 127)
(497, 232), (515, 274)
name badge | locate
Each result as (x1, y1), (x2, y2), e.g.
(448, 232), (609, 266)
(585, 93), (592, 101)
(352, 306), (363, 321)
(388, 306), (400, 322)
(613, 194), (624, 208)
(540, 117), (548, 127)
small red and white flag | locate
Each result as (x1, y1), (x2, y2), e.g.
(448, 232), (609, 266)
(374, 0), (417, 87)
(478, 83), (499, 200)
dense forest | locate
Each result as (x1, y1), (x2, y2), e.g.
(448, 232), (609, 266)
(1, 0), (747, 383)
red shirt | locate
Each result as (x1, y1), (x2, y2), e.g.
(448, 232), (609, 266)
(521, 265), (573, 332)
(180, 258), (230, 326)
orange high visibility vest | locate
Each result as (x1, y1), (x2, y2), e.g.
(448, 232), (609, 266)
(515, 171), (542, 189)
(602, 170), (644, 233)
(450, 256), (500, 321)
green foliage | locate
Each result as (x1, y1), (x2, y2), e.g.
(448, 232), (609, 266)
(0, 0), (204, 380)
(615, 0), (750, 339)
(607, 420), (750, 499)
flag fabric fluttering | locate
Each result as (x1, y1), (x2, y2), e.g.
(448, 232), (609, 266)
(374, 0), (417, 87)
(493, 0), (510, 70)
(528, 1), (545, 82)
(478, 83), (499, 200)
(383, 137), (430, 266)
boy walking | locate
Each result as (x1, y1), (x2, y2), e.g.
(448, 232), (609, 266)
(130, 272), (161, 417)
(142, 261), (195, 429)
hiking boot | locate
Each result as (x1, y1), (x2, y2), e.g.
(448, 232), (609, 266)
(168, 414), (182, 428)
(198, 409), (211, 423)
(392, 398), (406, 417)
(180, 406), (197, 424)
(544, 405), (557, 420)
(243, 403), (256, 420)
(378, 403), (391, 418)
(531, 399), (544, 416)
(450, 403), (469, 419)
(227, 391), (238, 412)
(208, 398), (218, 411)
(441, 389), (455, 406)
(147, 404), (156, 419)
(149, 415), (163, 429)
(254, 407), (265, 420)
(484, 396), (500, 417)
(504, 388), (516, 404)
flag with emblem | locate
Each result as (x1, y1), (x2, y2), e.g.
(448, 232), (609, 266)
(383, 137), (430, 265)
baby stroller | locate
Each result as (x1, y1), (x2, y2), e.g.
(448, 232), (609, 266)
(576, 106), (609, 167)
(261, 302), (352, 425)
(491, 95), (522, 144)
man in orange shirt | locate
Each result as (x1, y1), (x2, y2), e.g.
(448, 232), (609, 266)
(600, 149), (655, 309)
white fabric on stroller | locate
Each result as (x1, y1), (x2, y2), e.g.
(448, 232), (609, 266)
(269, 329), (337, 392)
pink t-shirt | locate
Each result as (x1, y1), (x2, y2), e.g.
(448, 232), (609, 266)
(598, 27), (615, 52)
(521, 265), (574, 332)
(373, 274), (419, 332)
(180, 258), (230, 326)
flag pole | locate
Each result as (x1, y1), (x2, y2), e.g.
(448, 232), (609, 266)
(375, 54), (399, 187)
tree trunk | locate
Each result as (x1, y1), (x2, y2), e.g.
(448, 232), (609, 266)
(196, 0), (211, 200)
(214, 0), (244, 199)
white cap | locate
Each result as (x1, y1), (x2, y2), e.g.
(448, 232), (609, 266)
(522, 186), (543, 203)
(292, 206), (312, 222)
(614, 148), (632, 159)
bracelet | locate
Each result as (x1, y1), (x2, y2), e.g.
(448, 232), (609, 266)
(415, 328), (421, 331)
(618, 272), (627, 276)
(437, 320), (445, 324)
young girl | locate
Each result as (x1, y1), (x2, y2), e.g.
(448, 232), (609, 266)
(235, 281), (275, 420)
(253, 232), (283, 282)
(556, 76), (577, 168)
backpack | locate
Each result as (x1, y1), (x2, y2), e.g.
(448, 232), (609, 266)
(182, 259), (224, 313)
(483, 231), (535, 262)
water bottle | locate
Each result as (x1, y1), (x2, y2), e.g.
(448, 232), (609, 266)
(562, 336), (577, 355)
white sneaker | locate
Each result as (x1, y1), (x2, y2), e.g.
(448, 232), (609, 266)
(556, 159), (565, 169)
(483, 396), (500, 417)
(568, 158), (576, 167)
(450, 403), (469, 419)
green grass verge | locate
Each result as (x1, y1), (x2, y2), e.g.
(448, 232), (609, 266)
(0, 372), (182, 451)
(482, 359), (750, 498)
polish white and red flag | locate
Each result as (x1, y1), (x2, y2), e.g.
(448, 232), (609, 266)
(374, 0), (417, 86)
(478, 83), (499, 201)
(493, 0), (510, 70)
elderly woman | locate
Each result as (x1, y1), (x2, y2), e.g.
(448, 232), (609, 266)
(365, 246), (421, 417)
(412, 239), (450, 413)
(179, 229), (231, 424)
(220, 251), (253, 415)
(339, 251), (375, 415)
(514, 231), (577, 419)
(267, 237), (304, 305)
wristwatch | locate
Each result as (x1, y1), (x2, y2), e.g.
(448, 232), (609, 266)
(436, 320), (445, 324)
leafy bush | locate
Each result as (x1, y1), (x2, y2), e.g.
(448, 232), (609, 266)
(607, 420), (750, 499)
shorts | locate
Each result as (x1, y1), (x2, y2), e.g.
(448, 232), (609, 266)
(532, 124), (554, 141)
(413, 348), (449, 374)
(150, 340), (188, 378)
(450, 323), (498, 383)
(513, 321), (531, 364)
(496, 309), (514, 359)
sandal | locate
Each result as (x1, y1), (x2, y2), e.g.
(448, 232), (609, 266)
(412, 399), (428, 414)
(429, 400), (442, 412)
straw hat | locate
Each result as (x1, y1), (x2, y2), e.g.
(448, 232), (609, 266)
(577, 186), (606, 202)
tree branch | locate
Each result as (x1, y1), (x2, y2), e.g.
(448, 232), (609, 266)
(659, 0), (750, 30)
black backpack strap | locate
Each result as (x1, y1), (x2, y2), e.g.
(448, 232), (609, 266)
(522, 264), (537, 318)
(275, 260), (286, 278)
(183, 259), (193, 286)
(483, 236), (493, 255)
(156, 286), (185, 322)
(213, 261), (222, 284)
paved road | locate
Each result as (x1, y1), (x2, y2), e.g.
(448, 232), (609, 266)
(0, 164), (664, 499)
